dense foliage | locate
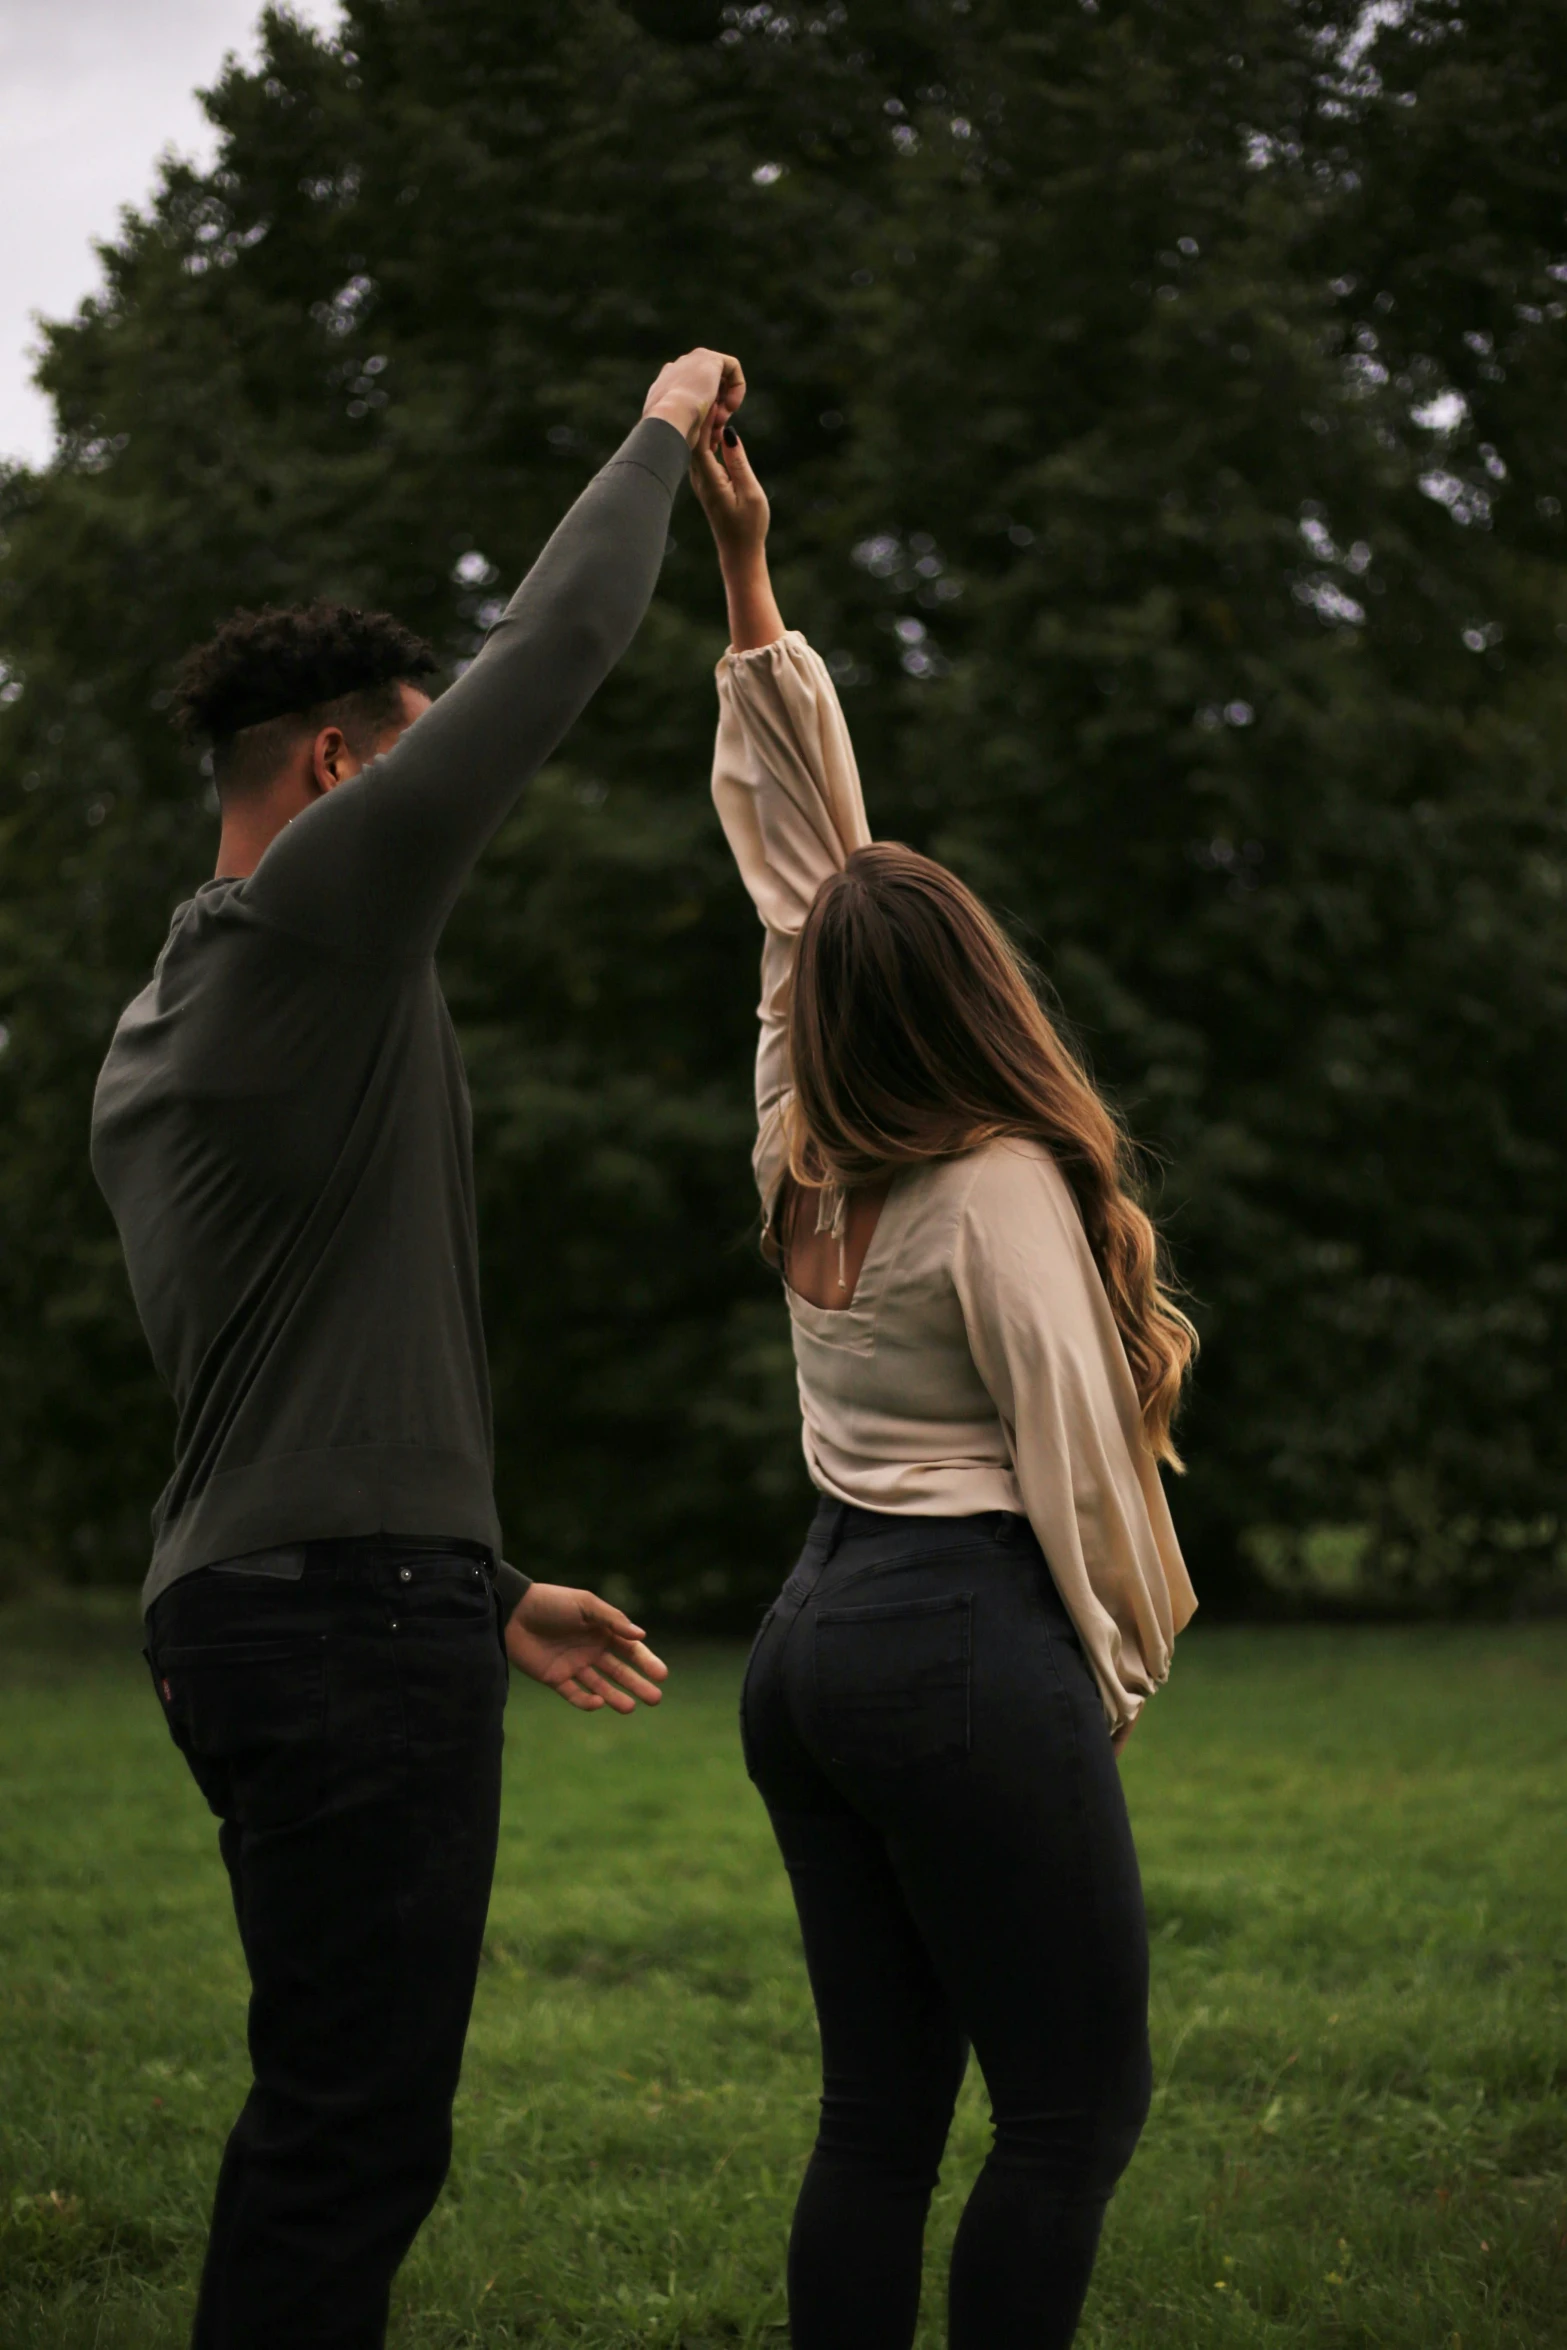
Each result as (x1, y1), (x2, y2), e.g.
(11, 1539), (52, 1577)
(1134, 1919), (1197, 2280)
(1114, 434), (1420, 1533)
(2, 0), (1565, 1615)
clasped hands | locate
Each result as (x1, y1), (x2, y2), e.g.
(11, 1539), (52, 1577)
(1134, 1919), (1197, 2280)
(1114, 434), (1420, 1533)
(642, 345), (770, 564)
(643, 346), (746, 452)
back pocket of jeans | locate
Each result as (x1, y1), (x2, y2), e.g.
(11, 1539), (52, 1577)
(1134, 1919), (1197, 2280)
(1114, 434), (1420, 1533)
(813, 1593), (972, 1769)
(155, 1639), (327, 1829)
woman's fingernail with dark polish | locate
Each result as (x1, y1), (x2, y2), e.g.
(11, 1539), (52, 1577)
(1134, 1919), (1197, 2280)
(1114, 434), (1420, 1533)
(723, 424), (739, 446)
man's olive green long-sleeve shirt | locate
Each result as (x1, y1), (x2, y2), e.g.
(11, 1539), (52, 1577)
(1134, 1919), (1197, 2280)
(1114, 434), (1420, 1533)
(91, 417), (688, 1615)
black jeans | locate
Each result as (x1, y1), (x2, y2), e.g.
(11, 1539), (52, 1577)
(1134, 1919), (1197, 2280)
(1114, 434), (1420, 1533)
(742, 1502), (1151, 2350)
(144, 1535), (508, 2350)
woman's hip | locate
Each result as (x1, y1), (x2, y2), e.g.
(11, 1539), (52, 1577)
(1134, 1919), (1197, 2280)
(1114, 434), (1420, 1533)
(751, 1503), (1107, 1800)
(744, 1502), (1149, 2080)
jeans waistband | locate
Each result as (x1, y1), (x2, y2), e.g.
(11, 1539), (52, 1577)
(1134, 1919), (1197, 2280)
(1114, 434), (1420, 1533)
(773, 1499), (1039, 1621)
(206, 1533), (493, 1585)
(807, 1496), (1032, 1555)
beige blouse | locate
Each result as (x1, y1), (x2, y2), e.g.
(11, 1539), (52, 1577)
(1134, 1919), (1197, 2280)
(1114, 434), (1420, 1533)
(711, 630), (1196, 1730)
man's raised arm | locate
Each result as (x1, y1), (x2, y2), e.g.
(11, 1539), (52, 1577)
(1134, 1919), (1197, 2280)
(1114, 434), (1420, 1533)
(249, 348), (743, 954)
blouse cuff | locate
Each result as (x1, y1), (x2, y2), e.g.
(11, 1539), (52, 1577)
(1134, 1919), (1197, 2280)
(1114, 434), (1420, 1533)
(714, 627), (813, 677)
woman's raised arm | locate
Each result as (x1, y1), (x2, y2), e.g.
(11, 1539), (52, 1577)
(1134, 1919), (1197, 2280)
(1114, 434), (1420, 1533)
(693, 429), (869, 1208)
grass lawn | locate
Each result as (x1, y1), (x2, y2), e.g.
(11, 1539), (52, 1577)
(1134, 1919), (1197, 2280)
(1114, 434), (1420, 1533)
(1, 1595), (1563, 2347)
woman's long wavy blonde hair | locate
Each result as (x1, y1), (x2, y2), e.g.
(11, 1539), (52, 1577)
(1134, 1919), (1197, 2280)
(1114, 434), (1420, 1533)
(782, 843), (1196, 1467)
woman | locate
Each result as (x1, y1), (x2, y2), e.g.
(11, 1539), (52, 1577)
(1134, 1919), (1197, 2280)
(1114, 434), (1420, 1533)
(689, 417), (1198, 2350)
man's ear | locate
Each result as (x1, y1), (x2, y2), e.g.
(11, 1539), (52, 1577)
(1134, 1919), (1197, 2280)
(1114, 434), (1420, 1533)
(310, 725), (355, 794)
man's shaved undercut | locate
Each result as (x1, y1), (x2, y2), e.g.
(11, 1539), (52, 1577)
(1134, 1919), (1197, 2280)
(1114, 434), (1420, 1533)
(171, 600), (439, 799)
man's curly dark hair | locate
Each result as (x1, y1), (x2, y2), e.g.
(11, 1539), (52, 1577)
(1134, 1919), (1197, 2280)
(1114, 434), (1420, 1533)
(171, 601), (440, 795)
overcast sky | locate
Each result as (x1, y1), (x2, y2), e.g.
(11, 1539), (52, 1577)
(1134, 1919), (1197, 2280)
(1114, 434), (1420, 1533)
(0, 0), (341, 467)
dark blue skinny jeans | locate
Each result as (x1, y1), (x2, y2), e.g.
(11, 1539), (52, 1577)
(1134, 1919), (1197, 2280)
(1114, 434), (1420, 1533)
(741, 1501), (1152, 2349)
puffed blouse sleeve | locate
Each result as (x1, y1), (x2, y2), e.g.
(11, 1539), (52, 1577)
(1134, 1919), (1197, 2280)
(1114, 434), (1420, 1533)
(953, 1141), (1199, 1731)
(710, 631), (872, 1213)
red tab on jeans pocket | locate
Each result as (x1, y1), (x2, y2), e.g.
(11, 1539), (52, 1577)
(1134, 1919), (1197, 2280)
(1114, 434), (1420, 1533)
(160, 1677), (172, 1702)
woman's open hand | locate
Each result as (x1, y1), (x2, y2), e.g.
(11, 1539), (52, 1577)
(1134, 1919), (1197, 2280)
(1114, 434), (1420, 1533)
(690, 425), (771, 561)
(691, 426), (785, 651)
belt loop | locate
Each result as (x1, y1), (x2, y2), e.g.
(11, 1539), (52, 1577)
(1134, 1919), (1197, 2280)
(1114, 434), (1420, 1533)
(824, 1501), (850, 1559)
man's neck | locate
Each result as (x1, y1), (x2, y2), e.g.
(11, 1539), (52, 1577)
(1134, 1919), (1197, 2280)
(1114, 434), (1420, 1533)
(214, 796), (299, 880)
(215, 825), (265, 881)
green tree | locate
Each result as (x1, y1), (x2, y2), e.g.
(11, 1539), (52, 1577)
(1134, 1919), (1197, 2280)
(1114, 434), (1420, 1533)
(2, 0), (1564, 1614)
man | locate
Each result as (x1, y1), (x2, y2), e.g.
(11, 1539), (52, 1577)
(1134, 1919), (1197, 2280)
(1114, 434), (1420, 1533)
(90, 346), (743, 2349)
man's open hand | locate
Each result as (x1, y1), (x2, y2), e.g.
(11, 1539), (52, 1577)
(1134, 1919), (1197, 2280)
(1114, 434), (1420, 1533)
(504, 1582), (668, 1713)
(642, 347), (745, 449)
